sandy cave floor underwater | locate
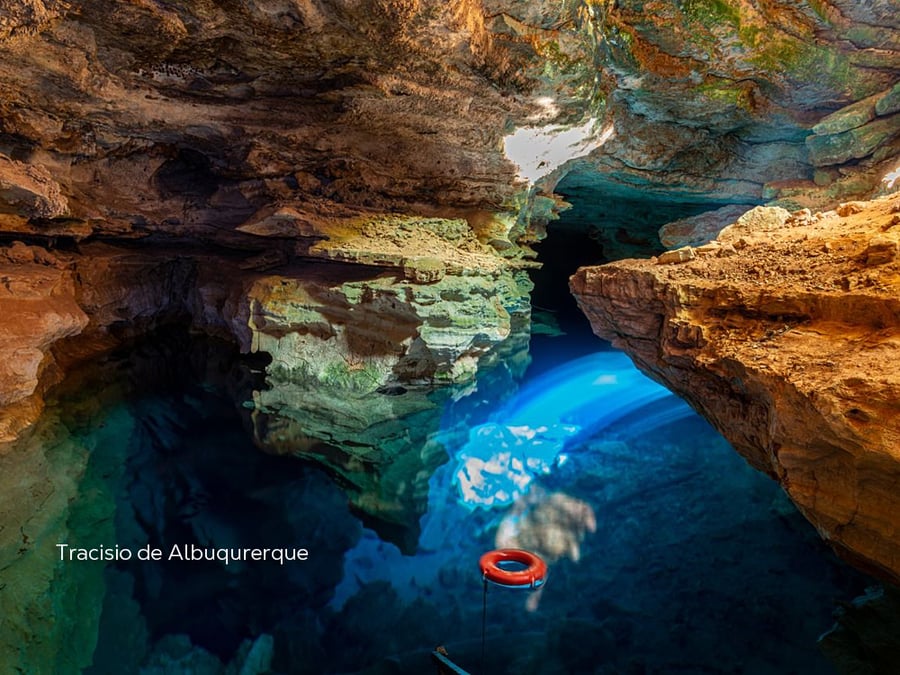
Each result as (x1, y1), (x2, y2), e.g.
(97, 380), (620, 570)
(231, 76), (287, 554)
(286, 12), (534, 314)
(0, 315), (878, 675)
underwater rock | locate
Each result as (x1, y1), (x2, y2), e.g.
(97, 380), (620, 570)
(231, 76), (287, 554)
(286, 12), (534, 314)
(246, 381), (448, 553)
(819, 585), (900, 675)
(572, 194), (900, 585)
(139, 635), (225, 675)
(495, 487), (597, 565)
(245, 325), (532, 552)
(0, 404), (131, 673)
(495, 487), (597, 611)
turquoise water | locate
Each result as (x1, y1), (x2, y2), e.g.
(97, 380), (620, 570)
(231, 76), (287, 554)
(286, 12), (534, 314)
(0, 328), (870, 674)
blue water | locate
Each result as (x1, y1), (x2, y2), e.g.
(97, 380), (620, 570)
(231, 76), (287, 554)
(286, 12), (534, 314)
(449, 352), (690, 509)
(0, 328), (870, 674)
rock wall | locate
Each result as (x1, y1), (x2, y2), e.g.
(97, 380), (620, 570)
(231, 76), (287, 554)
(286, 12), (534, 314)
(0, 212), (532, 450)
(571, 195), (900, 583)
(546, 0), (899, 208)
(0, 0), (580, 246)
(0, 245), (87, 442)
(0, 1), (895, 251)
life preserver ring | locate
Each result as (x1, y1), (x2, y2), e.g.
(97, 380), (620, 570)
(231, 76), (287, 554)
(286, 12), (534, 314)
(479, 548), (547, 589)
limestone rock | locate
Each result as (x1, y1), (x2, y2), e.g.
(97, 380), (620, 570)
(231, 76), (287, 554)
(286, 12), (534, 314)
(0, 0), (582, 244)
(864, 235), (898, 265)
(656, 247), (696, 265)
(0, 0), (894, 252)
(401, 257), (445, 284)
(1, 241), (65, 268)
(0, 406), (125, 672)
(216, 264), (531, 389)
(542, 0), (900, 206)
(242, 316), (530, 552)
(735, 205), (793, 231)
(571, 195), (900, 584)
(235, 205), (326, 240)
(820, 586), (900, 674)
(714, 205), (793, 246)
(0, 1), (66, 40)
(806, 114), (900, 167)
(875, 82), (900, 117)
(659, 204), (752, 249)
(307, 214), (507, 274)
(0, 260), (87, 440)
(811, 95), (880, 136)
(0, 206), (531, 444)
(0, 154), (67, 220)
(837, 201), (866, 216)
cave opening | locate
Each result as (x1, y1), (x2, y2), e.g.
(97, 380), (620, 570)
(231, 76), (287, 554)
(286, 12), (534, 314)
(527, 184), (724, 372)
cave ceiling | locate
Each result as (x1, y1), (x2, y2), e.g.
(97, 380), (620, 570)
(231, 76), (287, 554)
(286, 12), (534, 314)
(0, 0), (896, 250)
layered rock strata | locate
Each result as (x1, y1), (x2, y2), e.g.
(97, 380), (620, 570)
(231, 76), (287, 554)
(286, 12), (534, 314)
(0, 197), (534, 556)
(572, 195), (900, 582)
(0, 211), (531, 446)
(0, 245), (87, 442)
(549, 0), (900, 209)
(0, 1), (896, 252)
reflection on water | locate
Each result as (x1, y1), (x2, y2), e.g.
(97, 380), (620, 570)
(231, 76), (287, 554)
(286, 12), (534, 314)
(496, 488), (597, 566)
(0, 330), (875, 674)
(496, 487), (597, 611)
(452, 352), (690, 508)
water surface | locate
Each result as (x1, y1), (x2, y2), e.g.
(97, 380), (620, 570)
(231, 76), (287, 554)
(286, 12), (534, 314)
(0, 327), (870, 674)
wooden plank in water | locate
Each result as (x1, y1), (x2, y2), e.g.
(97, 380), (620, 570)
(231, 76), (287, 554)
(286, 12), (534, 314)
(431, 647), (472, 675)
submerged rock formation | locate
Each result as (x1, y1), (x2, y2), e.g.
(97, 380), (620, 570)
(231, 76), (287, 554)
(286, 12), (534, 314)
(572, 195), (900, 583)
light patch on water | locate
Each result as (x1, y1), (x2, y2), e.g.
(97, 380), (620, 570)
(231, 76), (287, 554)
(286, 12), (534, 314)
(883, 163), (900, 190)
(451, 352), (691, 509)
(454, 423), (580, 507)
(503, 118), (611, 184)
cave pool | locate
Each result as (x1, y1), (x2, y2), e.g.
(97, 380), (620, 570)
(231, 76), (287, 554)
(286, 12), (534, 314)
(0, 304), (873, 674)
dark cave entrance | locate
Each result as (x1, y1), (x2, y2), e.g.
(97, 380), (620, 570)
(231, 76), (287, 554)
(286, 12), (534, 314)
(528, 184), (726, 371)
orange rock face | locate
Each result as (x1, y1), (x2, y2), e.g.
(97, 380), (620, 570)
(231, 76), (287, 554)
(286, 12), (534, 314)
(0, 249), (87, 443)
(571, 195), (900, 583)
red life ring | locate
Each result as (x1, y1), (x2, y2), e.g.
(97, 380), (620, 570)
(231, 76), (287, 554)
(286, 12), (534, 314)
(479, 548), (547, 589)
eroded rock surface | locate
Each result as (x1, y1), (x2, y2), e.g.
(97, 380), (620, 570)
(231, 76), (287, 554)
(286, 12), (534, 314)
(0, 0), (585, 244)
(0, 0), (896, 248)
(0, 215), (531, 548)
(550, 0), (900, 209)
(572, 195), (900, 582)
(0, 250), (87, 442)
